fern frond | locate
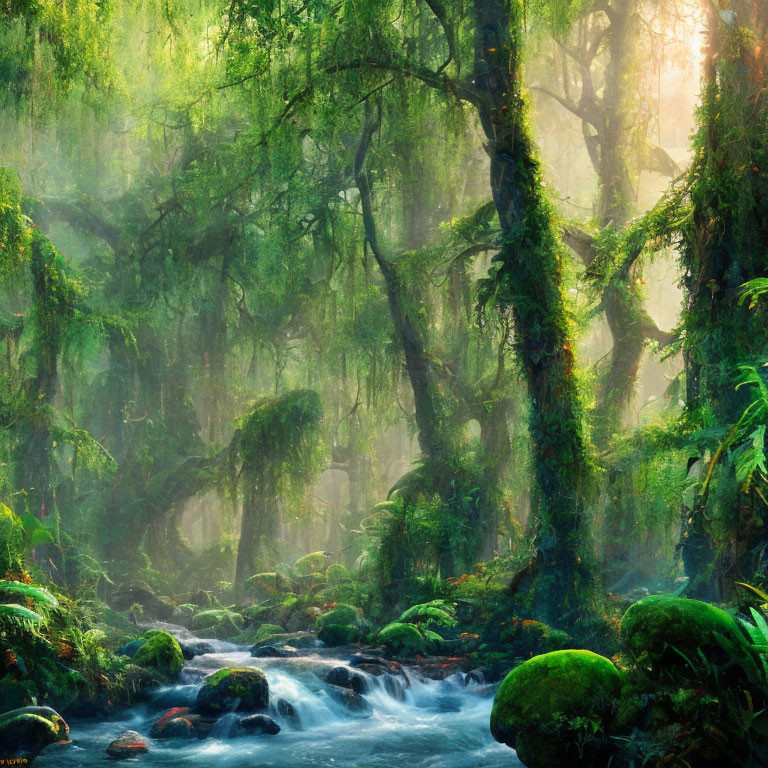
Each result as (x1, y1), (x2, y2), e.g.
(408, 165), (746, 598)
(398, 600), (457, 627)
(0, 580), (59, 608)
(0, 603), (45, 632)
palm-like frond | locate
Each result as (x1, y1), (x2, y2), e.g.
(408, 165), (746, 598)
(0, 580), (59, 608)
(398, 599), (457, 627)
(0, 603), (45, 632)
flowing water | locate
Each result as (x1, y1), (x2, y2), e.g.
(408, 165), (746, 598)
(35, 627), (519, 768)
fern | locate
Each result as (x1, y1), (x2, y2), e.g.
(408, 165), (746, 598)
(0, 603), (45, 632)
(398, 600), (457, 627)
(0, 580), (59, 609)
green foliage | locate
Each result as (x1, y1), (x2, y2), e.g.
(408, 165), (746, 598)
(0, 602), (45, 632)
(397, 600), (456, 628)
(132, 630), (184, 681)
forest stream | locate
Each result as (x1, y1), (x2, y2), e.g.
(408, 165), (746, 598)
(35, 624), (513, 768)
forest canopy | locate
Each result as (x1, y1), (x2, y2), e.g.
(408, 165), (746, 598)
(1, 1), (768, 767)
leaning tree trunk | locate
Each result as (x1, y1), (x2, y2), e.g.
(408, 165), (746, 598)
(472, 0), (592, 626)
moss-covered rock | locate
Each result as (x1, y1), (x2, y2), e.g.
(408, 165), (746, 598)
(318, 623), (361, 647)
(246, 572), (290, 601)
(620, 594), (746, 670)
(190, 609), (245, 639)
(316, 604), (362, 631)
(132, 631), (183, 681)
(195, 667), (269, 714)
(326, 564), (352, 584)
(490, 650), (622, 768)
(0, 706), (69, 761)
(171, 604), (197, 626)
(377, 623), (426, 656)
(255, 623), (284, 642)
(294, 551), (329, 576)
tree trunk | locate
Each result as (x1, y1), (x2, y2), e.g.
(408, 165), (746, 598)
(472, 0), (592, 625)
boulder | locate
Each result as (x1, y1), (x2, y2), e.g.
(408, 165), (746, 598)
(105, 729), (149, 758)
(179, 640), (216, 660)
(316, 604), (362, 631)
(318, 623), (361, 647)
(325, 563), (352, 584)
(294, 551), (330, 576)
(377, 622), (426, 656)
(132, 630), (184, 681)
(195, 667), (269, 715)
(276, 697), (301, 728)
(190, 609), (245, 639)
(326, 684), (372, 717)
(246, 572), (291, 601)
(0, 706), (69, 761)
(250, 644), (299, 658)
(116, 639), (144, 658)
(490, 650), (622, 768)
(110, 583), (174, 620)
(326, 666), (368, 694)
(620, 593), (748, 672)
(171, 604), (197, 626)
(233, 713), (281, 736)
(150, 707), (200, 739)
(349, 654), (401, 674)
(254, 623), (285, 642)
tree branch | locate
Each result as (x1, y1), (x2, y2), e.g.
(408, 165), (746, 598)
(562, 224), (598, 267)
(422, 0), (458, 74)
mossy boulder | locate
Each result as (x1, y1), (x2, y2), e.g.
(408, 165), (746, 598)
(326, 564), (352, 584)
(294, 551), (329, 576)
(316, 604), (362, 631)
(132, 630), (184, 681)
(190, 609), (245, 639)
(377, 622), (426, 656)
(254, 623), (285, 642)
(246, 572), (290, 601)
(171, 604), (197, 626)
(620, 594), (746, 670)
(490, 650), (622, 768)
(195, 667), (269, 714)
(318, 623), (361, 647)
(0, 706), (69, 761)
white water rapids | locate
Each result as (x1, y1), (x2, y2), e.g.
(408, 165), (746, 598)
(35, 627), (520, 767)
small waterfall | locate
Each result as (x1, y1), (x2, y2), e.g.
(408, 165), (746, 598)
(35, 628), (518, 768)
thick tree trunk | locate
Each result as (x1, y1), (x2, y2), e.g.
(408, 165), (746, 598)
(680, 1), (768, 596)
(473, 0), (592, 625)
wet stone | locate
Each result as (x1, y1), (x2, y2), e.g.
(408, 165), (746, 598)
(106, 730), (149, 758)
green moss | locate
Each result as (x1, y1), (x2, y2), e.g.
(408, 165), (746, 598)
(326, 564), (351, 584)
(0, 504), (25, 578)
(316, 604), (362, 631)
(195, 667), (269, 714)
(294, 552), (329, 576)
(620, 594), (746, 668)
(490, 650), (622, 768)
(132, 630), (183, 681)
(318, 623), (361, 647)
(255, 623), (284, 642)
(246, 572), (290, 600)
(377, 622), (426, 656)
(190, 609), (245, 638)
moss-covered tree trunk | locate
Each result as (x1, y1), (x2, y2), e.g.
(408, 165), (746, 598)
(473, 0), (592, 625)
(680, 1), (768, 597)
